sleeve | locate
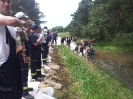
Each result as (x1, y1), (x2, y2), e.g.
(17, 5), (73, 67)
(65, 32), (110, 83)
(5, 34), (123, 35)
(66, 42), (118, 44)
(7, 26), (16, 37)
(28, 34), (37, 45)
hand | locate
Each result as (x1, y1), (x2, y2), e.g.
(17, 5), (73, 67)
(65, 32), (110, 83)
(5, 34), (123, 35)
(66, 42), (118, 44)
(26, 19), (34, 26)
(40, 34), (43, 38)
(41, 47), (44, 51)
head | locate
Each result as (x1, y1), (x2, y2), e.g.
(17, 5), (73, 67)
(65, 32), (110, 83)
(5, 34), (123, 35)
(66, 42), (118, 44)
(37, 26), (41, 33)
(31, 24), (39, 33)
(15, 12), (28, 21)
(0, 0), (12, 15)
(44, 26), (47, 29)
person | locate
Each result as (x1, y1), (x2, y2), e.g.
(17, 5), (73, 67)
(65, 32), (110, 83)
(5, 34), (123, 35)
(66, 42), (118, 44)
(0, 0), (29, 99)
(41, 30), (49, 65)
(28, 24), (45, 81)
(90, 43), (95, 57)
(67, 37), (71, 47)
(74, 37), (77, 42)
(14, 12), (34, 99)
(36, 26), (44, 78)
(74, 42), (79, 54)
(88, 38), (92, 47)
(52, 31), (58, 45)
(79, 45), (84, 56)
(48, 29), (52, 46)
(85, 46), (93, 62)
(61, 37), (65, 44)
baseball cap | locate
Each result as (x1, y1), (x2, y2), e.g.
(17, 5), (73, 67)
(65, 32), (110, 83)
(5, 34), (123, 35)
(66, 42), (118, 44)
(15, 12), (28, 19)
(31, 24), (39, 30)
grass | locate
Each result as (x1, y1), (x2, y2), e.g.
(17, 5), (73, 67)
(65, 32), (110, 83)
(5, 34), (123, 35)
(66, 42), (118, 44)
(57, 32), (70, 38)
(94, 42), (133, 54)
(56, 45), (133, 99)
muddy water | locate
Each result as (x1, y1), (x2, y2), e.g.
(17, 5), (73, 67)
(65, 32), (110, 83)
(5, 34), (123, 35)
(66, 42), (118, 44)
(93, 51), (133, 91)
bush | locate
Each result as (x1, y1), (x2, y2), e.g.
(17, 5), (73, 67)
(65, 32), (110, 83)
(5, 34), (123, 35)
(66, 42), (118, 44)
(113, 33), (133, 45)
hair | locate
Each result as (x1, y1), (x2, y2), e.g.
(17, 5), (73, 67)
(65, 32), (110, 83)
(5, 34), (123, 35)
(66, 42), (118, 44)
(44, 26), (47, 29)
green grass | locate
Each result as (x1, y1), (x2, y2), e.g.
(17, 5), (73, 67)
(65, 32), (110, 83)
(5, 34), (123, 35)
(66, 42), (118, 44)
(94, 42), (133, 54)
(57, 32), (70, 38)
(57, 45), (133, 99)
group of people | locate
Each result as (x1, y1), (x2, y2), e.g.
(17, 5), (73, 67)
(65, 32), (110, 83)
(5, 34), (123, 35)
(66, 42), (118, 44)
(0, 0), (56, 99)
(61, 36), (94, 62)
(74, 39), (95, 62)
(61, 36), (72, 46)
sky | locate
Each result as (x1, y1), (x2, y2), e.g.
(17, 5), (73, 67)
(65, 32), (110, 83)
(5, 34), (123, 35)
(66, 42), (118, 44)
(35, 0), (81, 29)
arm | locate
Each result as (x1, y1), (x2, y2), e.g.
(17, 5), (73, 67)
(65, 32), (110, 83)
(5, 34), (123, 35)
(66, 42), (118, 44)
(25, 20), (32, 34)
(34, 36), (43, 46)
(0, 16), (25, 27)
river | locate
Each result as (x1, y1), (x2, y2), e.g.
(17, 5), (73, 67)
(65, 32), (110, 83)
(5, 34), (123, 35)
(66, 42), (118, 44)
(58, 37), (133, 91)
(94, 51), (133, 91)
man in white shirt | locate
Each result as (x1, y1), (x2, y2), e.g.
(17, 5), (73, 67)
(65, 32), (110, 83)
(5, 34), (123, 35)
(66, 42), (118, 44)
(0, 0), (30, 99)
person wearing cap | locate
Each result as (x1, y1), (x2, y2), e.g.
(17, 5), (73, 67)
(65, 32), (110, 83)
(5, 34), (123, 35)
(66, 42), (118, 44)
(0, 0), (30, 99)
(14, 12), (34, 99)
(28, 24), (45, 81)
(41, 26), (49, 65)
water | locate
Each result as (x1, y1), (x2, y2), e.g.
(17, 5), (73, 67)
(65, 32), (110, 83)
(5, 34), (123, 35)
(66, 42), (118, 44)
(60, 39), (133, 91)
(94, 51), (133, 91)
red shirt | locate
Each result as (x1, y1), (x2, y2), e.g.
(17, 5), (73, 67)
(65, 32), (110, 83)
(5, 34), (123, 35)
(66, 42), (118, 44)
(88, 39), (92, 43)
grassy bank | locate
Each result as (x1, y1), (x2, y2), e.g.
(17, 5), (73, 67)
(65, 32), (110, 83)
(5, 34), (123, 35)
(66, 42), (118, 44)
(56, 45), (133, 99)
(94, 42), (133, 54)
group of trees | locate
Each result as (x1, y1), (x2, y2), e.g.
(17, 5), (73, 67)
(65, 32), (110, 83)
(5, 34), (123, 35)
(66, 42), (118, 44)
(66, 0), (133, 45)
(51, 26), (67, 32)
(10, 0), (45, 25)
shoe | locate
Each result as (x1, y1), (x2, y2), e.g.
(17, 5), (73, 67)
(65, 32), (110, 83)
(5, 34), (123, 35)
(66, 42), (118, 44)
(22, 92), (34, 99)
(27, 87), (33, 92)
(40, 74), (45, 77)
(38, 74), (45, 78)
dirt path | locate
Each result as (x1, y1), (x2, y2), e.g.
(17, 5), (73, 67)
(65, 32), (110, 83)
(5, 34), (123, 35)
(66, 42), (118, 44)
(50, 45), (72, 99)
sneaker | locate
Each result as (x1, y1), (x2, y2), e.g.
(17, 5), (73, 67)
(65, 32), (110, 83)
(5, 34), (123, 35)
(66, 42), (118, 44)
(38, 74), (45, 78)
(22, 92), (34, 99)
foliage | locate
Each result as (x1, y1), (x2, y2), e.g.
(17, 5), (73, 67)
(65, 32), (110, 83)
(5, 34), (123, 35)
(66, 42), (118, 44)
(10, 0), (45, 25)
(66, 0), (133, 46)
(51, 26), (65, 32)
(113, 32), (133, 45)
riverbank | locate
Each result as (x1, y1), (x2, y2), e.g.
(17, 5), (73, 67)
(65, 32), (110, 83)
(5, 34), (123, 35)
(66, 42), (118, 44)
(94, 42), (133, 54)
(52, 44), (133, 99)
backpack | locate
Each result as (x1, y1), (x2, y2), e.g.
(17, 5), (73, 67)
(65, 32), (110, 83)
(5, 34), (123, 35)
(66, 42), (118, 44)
(75, 46), (78, 51)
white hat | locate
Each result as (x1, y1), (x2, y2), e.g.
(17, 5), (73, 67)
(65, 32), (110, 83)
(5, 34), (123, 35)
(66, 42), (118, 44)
(15, 12), (28, 19)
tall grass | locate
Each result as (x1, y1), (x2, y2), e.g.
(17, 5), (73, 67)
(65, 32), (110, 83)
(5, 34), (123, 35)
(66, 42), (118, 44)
(58, 45), (133, 99)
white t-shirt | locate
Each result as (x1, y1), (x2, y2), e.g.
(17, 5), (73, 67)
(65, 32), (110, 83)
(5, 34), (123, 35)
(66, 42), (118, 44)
(0, 14), (16, 66)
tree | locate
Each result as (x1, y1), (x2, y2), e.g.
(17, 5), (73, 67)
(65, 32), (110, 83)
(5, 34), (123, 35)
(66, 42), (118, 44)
(10, 0), (45, 25)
